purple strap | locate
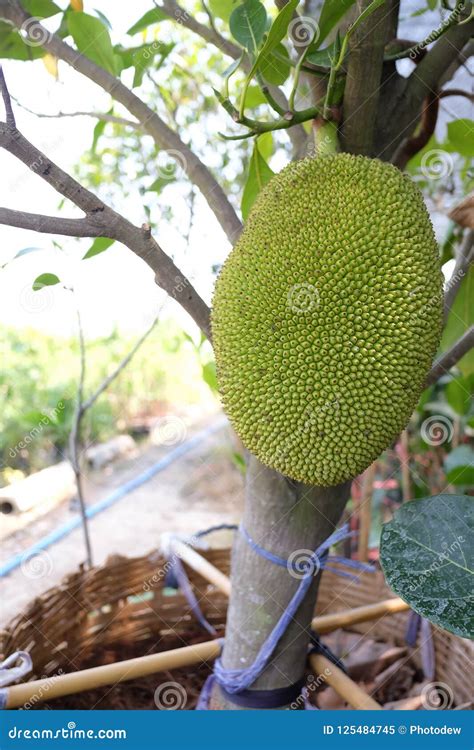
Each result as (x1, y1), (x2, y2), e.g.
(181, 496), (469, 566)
(214, 524), (373, 695)
(405, 611), (435, 680)
(170, 554), (217, 636)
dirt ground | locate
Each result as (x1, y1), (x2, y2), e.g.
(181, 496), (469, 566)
(0, 415), (244, 627)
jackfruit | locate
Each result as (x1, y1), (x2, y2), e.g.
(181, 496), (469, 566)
(212, 153), (443, 486)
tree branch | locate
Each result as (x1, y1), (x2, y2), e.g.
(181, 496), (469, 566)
(0, 207), (106, 236)
(12, 98), (141, 128)
(426, 327), (474, 385)
(0, 123), (211, 338)
(160, 0), (241, 60)
(0, 0), (242, 244)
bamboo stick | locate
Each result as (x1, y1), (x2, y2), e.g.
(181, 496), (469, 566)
(309, 653), (382, 710)
(170, 538), (231, 596)
(6, 640), (221, 709)
(313, 597), (410, 633)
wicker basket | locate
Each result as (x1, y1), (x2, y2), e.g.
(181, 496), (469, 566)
(1, 547), (472, 708)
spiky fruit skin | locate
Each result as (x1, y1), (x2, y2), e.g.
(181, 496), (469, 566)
(212, 154), (443, 486)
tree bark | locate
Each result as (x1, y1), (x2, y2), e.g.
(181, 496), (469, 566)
(212, 455), (351, 709)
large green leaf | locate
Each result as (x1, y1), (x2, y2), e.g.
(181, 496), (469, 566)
(447, 119), (474, 158)
(316, 0), (356, 47)
(380, 494), (474, 638)
(209, 0), (241, 22)
(229, 0), (267, 52)
(445, 376), (472, 416)
(444, 446), (474, 486)
(440, 265), (473, 376)
(259, 43), (290, 85)
(126, 8), (169, 36)
(22, 0), (60, 17)
(241, 139), (274, 220)
(67, 12), (117, 75)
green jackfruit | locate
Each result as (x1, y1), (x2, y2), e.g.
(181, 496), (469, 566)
(212, 154), (443, 486)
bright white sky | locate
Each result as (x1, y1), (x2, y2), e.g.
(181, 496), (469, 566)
(0, 0), (234, 339)
(0, 1), (470, 339)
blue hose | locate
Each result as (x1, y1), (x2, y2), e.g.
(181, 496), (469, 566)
(0, 418), (228, 578)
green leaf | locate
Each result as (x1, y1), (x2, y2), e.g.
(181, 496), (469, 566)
(447, 119), (474, 158)
(440, 265), (473, 377)
(445, 376), (471, 415)
(67, 12), (117, 75)
(306, 42), (337, 67)
(127, 8), (169, 35)
(245, 84), (267, 108)
(202, 361), (218, 392)
(260, 43), (290, 85)
(22, 0), (60, 17)
(380, 494), (474, 639)
(0, 21), (45, 60)
(32, 273), (60, 291)
(91, 118), (106, 153)
(229, 0), (267, 52)
(82, 237), (115, 260)
(444, 446), (474, 486)
(209, 0), (241, 22)
(241, 139), (274, 220)
(261, 0), (298, 53)
(316, 0), (356, 47)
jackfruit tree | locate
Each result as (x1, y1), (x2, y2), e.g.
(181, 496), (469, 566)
(0, 0), (473, 710)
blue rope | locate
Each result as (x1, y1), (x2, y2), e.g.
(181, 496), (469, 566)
(214, 524), (370, 695)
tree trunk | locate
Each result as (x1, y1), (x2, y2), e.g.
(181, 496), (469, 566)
(212, 455), (350, 709)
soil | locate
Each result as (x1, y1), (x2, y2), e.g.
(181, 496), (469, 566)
(0, 414), (244, 626)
